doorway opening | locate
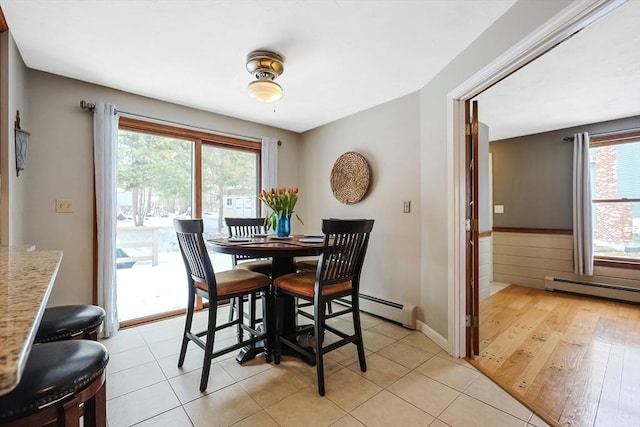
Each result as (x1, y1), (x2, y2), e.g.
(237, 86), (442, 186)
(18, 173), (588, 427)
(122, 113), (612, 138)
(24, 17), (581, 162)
(452, 2), (637, 425)
(450, 0), (629, 357)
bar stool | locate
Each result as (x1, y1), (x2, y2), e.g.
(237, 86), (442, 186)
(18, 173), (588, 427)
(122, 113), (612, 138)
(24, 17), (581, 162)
(0, 340), (109, 426)
(35, 305), (105, 343)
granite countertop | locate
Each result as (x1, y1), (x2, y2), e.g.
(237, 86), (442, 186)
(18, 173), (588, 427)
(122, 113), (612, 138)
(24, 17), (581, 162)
(0, 248), (63, 395)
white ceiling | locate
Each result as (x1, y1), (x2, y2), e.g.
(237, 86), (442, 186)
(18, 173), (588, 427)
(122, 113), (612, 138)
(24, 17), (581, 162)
(1, 1), (638, 138)
(476, 0), (640, 141)
(0, 0), (516, 132)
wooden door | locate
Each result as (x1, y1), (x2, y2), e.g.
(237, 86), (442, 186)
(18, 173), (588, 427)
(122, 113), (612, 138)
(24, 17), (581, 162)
(465, 100), (480, 356)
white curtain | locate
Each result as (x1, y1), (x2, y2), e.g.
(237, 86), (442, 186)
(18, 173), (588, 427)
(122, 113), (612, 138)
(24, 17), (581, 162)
(261, 136), (278, 192)
(93, 102), (119, 337)
(572, 132), (594, 276)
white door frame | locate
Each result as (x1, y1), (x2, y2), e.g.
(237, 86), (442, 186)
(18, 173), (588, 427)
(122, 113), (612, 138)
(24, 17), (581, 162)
(447, 0), (627, 357)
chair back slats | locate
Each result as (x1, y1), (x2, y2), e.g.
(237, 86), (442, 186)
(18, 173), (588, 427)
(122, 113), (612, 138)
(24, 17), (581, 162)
(225, 217), (268, 264)
(226, 217), (267, 237)
(174, 219), (217, 296)
(317, 219), (374, 288)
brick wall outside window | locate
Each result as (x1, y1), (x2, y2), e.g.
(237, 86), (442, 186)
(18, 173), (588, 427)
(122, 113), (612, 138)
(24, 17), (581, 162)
(593, 145), (633, 243)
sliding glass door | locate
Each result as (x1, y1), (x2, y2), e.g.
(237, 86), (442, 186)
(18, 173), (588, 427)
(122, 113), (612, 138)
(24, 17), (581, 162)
(116, 130), (194, 323)
(115, 118), (261, 325)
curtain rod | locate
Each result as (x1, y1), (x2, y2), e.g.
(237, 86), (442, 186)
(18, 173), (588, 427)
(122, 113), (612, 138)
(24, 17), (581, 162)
(79, 100), (272, 144)
(562, 127), (640, 142)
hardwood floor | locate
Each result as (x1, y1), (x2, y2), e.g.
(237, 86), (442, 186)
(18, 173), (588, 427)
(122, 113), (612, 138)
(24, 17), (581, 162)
(468, 285), (640, 427)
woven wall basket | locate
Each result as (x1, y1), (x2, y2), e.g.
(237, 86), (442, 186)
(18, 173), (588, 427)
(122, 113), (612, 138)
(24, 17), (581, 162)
(330, 151), (371, 205)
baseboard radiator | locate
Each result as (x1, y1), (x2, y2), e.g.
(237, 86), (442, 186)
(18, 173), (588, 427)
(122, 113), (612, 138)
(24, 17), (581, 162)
(336, 294), (417, 329)
(545, 276), (640, 303)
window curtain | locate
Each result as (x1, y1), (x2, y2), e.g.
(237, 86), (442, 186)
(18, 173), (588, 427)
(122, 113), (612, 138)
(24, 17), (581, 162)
(261, 136), (278, 192)
(572, 132), (594, 276)
(93, 102), (120, 337)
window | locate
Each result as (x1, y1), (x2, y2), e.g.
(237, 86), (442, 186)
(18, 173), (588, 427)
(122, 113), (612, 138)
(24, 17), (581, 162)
(590, 131), (640, 264)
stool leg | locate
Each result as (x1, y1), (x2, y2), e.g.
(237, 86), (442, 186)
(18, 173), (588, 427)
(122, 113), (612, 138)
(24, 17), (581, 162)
(261, 290), (272, 363)
(314, 297), (326, 396)
(249, 293), (257, 330)
(201, 304), (217, 391)
(179, 288), (196, 367)
(228, 297), (237, 322)
(59, 396), (80, 427)
(273, 289), (283, 365)
(237, 297), (244, 342)
(83, 379), (107, 427)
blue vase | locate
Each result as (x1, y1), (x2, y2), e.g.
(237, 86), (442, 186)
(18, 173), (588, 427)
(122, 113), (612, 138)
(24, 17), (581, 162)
(275, 213), (291, 237)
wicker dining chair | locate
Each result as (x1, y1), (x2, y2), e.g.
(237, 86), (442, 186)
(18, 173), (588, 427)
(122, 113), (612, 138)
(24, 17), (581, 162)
(273, 218), (374, 396)
(174, 218), (270, 391)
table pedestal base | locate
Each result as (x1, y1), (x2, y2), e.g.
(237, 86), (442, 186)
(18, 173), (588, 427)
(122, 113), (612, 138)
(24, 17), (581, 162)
(236, 340), (270, 363)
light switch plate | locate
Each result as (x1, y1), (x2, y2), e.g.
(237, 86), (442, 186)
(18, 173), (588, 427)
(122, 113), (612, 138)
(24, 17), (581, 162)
(55, 199), (74, 213)
(494, 205), (504, 214)
(403, 201), (411, 213)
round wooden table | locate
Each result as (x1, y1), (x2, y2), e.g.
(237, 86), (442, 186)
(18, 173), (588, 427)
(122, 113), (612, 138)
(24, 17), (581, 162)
(207, 235), (322, 278)
(207, 235), (323, 364)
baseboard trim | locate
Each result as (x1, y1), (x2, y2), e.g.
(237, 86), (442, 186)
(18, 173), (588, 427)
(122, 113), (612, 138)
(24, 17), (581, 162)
(416, 320), (449, 353)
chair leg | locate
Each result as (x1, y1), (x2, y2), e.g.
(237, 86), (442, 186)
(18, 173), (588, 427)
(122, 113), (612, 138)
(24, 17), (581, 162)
(261, 290), (272, 363)
(249, 293), (257, 330)
(351, 294), (367, 372)
(200, 304), (217, 391)
(237, 297), (244, 342)
(179, 288), (196, 367)
(228, 297), (237, 322)
(274, 289), (283, 365)
(314, 296), (326, 396)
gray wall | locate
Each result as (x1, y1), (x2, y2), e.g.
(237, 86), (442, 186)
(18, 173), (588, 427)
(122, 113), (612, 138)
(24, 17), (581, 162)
(299, 92), (421, 310)
(22, 70), (302, 306)
(1, 31), (29, 245)
(491, 115), (640, 229)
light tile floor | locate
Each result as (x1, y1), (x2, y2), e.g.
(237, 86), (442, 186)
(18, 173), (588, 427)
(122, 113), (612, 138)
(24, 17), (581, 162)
(101, 305), (551, 427)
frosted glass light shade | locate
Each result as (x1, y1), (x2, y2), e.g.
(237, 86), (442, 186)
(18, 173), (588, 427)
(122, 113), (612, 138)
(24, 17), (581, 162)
(248, 80), (282, 103)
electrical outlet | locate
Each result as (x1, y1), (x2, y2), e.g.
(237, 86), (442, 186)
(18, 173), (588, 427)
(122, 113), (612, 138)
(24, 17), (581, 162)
(403, 201), (411, 213)
(55, 199), (74, 213)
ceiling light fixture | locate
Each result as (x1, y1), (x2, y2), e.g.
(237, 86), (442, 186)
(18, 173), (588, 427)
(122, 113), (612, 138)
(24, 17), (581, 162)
(246, 49), (284, 103)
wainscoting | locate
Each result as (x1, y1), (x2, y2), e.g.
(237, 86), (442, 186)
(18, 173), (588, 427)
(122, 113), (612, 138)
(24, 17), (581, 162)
(493, 231), (639, 296)
(479, 233), (492, 301)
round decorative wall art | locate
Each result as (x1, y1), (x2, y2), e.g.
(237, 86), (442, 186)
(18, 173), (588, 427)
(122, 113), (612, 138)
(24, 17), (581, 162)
(330, 151), (371, 205)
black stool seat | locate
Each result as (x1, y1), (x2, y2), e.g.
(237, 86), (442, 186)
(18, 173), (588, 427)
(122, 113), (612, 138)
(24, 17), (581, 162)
(0, 340), (109, 424)
(35, 305), (105, 343)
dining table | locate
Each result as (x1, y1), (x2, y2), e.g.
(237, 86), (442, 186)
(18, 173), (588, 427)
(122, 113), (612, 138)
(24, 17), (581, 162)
(207, 234), (324, 364)
(0, 247), (63, 396)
